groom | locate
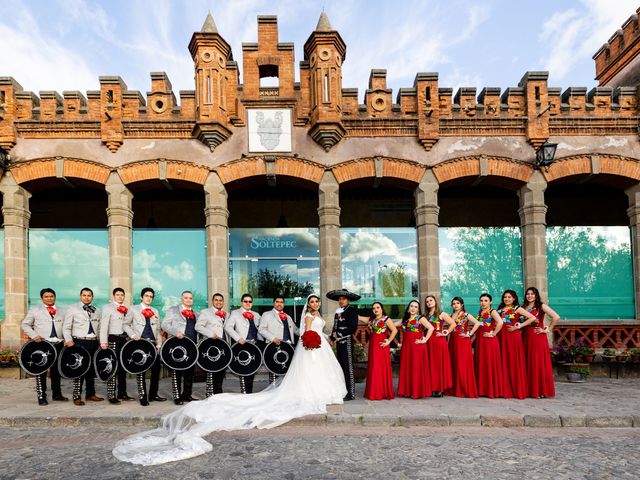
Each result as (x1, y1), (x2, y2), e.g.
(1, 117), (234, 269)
(327, 289), (360, 401)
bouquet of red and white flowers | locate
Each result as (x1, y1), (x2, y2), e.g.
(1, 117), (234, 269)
(301, 330), (321, 350)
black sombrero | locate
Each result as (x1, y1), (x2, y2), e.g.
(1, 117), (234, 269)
(197, 337), (232, 372)
(160, 336), (198, 371)
(94, 347), (118, 382)
(263, 341), (295, 376)
(325, 289), (361, 301)
(228, 342), (263, 377)
(120, 339), (157, 375)
(19, 340), (57, 376)
(58, 345), (92, 379)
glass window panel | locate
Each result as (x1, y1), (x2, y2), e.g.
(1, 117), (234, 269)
(439, 227), (524, 315)
(546, 226), (634, 320)
(229, 228), (320, 312)
(0, 230), (4, 319)
(28, 229), (110, 307)
(341, 227), (418, 319)
(133, 229), (208, 313)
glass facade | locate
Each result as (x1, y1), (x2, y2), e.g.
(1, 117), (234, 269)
(28, 229), (110, 307)
(439, 227), (524, 315)
(341, 228), (418, 318)
(547, 226), (635, 320)
(132, 229), (208, 313)
(229, 228), (319, 314)
(0, 230), (4, 319)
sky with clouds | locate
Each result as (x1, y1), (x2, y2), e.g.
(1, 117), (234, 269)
(0, 0), (637, 99)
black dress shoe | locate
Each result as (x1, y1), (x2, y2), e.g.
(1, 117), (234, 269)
(38, 398), (48, 406)
(343, 394), (355, 402)
(181, 395), (197, 402)
(109, 398), (122, 405)
(52, 395), (69, 402)
(149, 395), (167, 402)
(117, 394), (135, 401)
(140, 399), (149, 406)
(174, 399), (184, 405)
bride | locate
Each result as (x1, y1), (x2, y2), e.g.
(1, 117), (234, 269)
(113, 294), (347, 465)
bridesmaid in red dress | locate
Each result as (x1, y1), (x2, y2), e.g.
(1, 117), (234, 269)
(496, 290), (537, 400)
(446, 296), (480, 398)
(522, 287), (560, 398)
(364, 302), (398, 400)
(425, 295), (454, 398)
(474, 293), (505, 398)
(397, 300), (435, 399)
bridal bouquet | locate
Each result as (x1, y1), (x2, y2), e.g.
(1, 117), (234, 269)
(301, 331), (321, 350)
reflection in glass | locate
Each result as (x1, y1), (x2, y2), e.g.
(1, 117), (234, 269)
(546, 226), (634, 320)
(28, 229), (110, 308)
(133, 229), (208, 313)
(341, 228), (418, 318)
(229, 229), (320, 313)
(439, 227), (524, 315)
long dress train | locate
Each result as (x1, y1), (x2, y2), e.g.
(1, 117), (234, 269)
(112, 314), (346, 465)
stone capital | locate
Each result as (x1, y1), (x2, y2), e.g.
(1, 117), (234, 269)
(518, 170), (548, 226)
(0, 173), (31, 227)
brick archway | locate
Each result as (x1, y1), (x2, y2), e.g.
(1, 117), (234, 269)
(118, 159), (210, 186)
(543, 154), (640, 183)
(9, 158), (111, 185)
(216, 156), (325, 185)
(331, 157), (425, 185)
(432, 155), (534, 186)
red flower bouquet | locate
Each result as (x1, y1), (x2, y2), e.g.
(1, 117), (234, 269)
(301, 330), (321, 350)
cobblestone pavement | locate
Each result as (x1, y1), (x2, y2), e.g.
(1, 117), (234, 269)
(0, 424), (638, 479)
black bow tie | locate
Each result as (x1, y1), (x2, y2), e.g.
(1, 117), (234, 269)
(83, 304), (96, 314)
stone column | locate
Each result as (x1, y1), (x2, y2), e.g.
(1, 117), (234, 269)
(0, 173), (31, 349)
(105, 172), (133, 296)
(318, 171), (341, 323)
(626, 184), (640, 320)
(414, 170), (440, 305)
(204, 172), (229, 304)
(518, 170), (549, 301)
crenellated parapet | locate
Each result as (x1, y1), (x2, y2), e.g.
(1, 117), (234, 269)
(1, 11), (640, 158)
(594, 8), (640, 87)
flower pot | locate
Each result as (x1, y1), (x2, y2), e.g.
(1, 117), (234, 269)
(582, 354), (594, 363)
(565, 372), (585, 383)
(574, 354), (584, 363)
(602, 355), (616, 363)
(616, 355), (630, 363)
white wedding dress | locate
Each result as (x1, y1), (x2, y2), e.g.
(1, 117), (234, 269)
(113, 313), (346, 465)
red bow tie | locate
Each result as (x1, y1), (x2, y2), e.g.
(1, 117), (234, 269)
(183, 309), (195, 320)
(141, 308), (154, 319)
(243, 311), (254, 321)
(215, 310), (226, 318)
(278, 312), (287, 321)
(46, 306), (56, 317)
(117, 305), (128, 314)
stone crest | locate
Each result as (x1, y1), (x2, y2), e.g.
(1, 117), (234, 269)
(248, 109), (292, 152)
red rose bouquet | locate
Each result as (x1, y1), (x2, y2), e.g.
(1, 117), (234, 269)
(301, 330), (321, 350)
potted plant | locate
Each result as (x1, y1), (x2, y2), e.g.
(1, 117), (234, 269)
(566, 365), (590, 383)
(602, 348), (616, 362)
(578, 345), (595, 363)
(616, 350), (630, 363)
(631, 348), (640, 363)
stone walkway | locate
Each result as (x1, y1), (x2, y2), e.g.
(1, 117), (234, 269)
(1, 375), (638, 428)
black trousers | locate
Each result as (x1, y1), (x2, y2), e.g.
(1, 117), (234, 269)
(73, 338), (98, 398)
(37, 342), (64, 398)
(108, 334), (128, 397)
(137, 356), (161, 399)
(206, 370), (225, 396)
(337, 339), (355, 398)
(172, 366), (195, 399)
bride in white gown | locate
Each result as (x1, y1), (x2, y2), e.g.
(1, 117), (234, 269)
(113, 294), (347, 465)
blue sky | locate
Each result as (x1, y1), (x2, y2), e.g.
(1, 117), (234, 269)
(0, 0), (636, 101)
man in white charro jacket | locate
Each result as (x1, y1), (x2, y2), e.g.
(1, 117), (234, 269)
(22, 287), (67, 405)
(123, 287), (166, 406)
(224, 293), (261, 394)
(195, 292), (229, 397)
(258, 295), (299, 385)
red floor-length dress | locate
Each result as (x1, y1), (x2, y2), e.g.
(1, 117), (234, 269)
(474, 309), (504, 398)
(427, 314), (453, 394)
(397, 315), (431, 399)
(522, 306), (555, 398)
(364, 317), (395, 400)
(497, 307), (528, 400)
(447, 312), (478, 398)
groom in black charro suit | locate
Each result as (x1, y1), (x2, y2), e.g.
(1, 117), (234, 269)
(327, 289), (360, 401)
